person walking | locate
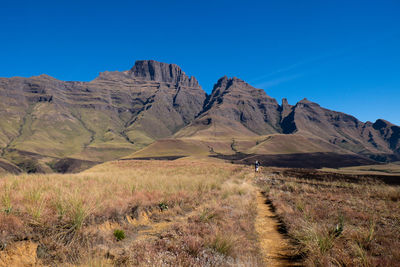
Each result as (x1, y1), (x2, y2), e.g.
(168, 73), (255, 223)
(255, 160), (260, 172)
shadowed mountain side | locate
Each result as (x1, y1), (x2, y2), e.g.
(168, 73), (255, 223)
(197, 76), (282, 135)
(0, 158), (22, 174)
(284, 99), (400, 157)
(51, 158), (101, 173)
(173, 76), (284, 139)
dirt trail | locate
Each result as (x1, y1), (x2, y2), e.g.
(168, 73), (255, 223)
(255, 191), (298, 266)
(0, 241), (40, 267)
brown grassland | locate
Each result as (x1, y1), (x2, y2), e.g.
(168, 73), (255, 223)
(256, 168), (400, 266)
(0, 157), (261, 266)
(1, 157), (400, 266)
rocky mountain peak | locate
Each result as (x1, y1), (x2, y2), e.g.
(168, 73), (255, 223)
(373, 119), (392, 130)
(282, 98), (291, 107)
(280, 98), (294, 122)
(296, 98), (320, 108)
(129, 60), (200, 88)
(211, 76), (251, 94)
(35, 74), (55, 80)
(298, 98), (312, 104)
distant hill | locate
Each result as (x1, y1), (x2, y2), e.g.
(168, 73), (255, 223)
(0, 60), (398, 172)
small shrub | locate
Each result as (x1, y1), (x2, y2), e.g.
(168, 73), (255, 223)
(114, 229), (125, 241)
(158, 202), (169, 211)
(3, 207), (12, 214)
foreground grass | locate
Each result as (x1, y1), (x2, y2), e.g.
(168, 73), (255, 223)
(257, 169), (400, 266)
(0, 158), (260, 266)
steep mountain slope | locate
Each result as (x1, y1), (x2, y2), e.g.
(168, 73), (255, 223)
(0, 60), (205, 171)
(133, 76), (399, 163)
(281, 99), (400, 160)
(0, 60), (399, 171)
(175, 76), (282, 138)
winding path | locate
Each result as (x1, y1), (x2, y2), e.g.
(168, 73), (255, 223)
(255, 191), (298, 266)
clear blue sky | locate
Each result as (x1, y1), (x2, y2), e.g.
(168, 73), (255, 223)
(1, 0), (399, 125)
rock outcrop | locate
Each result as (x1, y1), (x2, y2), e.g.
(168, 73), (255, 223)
(195, 76), (282, 136)
(129, 60), (200, 88)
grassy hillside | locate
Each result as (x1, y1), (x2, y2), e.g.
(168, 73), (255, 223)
(126, 132), (356, 162)
(0, 102), (142, 172)
(246, 134), (349, 154)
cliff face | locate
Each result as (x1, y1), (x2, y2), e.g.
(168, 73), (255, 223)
(0, 60), (398, 172)
(197, 76), (282, 135)
(178, 78), (400, 160)
(129, 60), (200, 88)
(274, 98), (400, 159)
(0, 60), (206, 169)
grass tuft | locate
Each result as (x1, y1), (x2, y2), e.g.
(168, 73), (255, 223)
(1, 185), (13, 214)
(209, 233), (235, 256)
(113, 229), (126, 241)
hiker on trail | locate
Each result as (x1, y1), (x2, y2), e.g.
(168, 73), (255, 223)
(255, 160), (260, 172)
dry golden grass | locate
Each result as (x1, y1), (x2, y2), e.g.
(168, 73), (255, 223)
(256, 170), (400, 266)
(0, 158), (261, 266)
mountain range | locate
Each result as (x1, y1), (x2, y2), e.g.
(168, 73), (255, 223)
(0, 60), (399, 173)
